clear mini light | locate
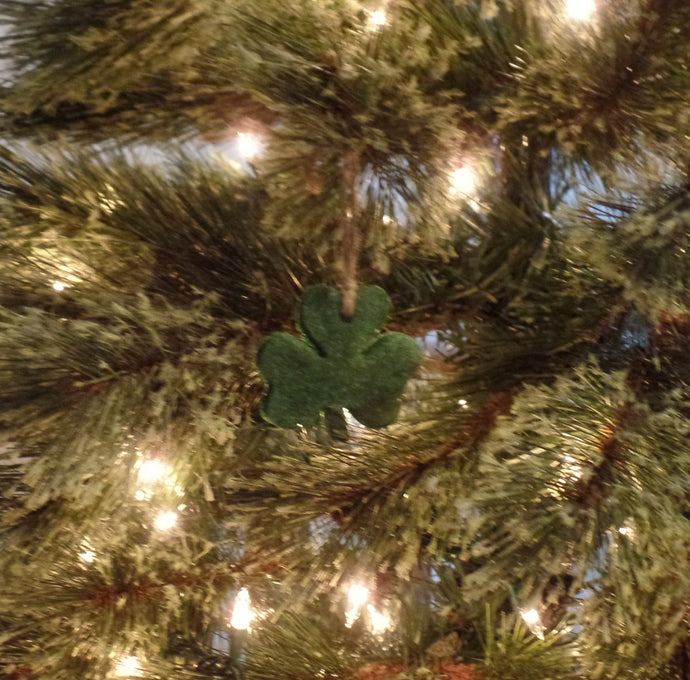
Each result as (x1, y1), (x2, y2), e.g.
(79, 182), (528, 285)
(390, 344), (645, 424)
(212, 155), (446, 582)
(52, 281), (66, 292)
(79, 549), (96, 563)
(565, 0), (596, 21)
(153, 510), (178, 532)
(230, 587), (253, 630)
(521, 608), (545, 639)
(345, 583), (369, 627)
(368, 9), (387, 28)
(113, 655), (143, 678)
(450, 166), (478, 197)
(618, 519), (636, 538)
(366, 604), (392, 635)
(237, 132), (261, 160)
(138, 459), (170, 486)
(521, 608), (540, 626)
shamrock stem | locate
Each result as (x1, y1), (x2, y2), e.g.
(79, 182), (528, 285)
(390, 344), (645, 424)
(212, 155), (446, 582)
(340, 148), (362, 319)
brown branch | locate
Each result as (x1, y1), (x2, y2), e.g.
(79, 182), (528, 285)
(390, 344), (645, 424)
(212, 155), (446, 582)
(331, 391), (514, 528)
(83, 549), (285, 611)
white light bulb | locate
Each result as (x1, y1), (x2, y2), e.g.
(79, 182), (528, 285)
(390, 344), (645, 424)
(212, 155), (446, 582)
(347, 583), (370, 609)
(237, 132), (261, 160)
(382, 214), (393, 225)
(114, 655), (143, 678)
(153, 510), (178, 531)
(231, 587), (253, 630)
(138, 459), (170, 486)
(521, 608), (540, 626)
(565, 0), (596, 21)
(521, 608), (545, 639)
(368, 9), (387, 28)
(79, 549), (96, 563)
(345, 583), (369, 627)
(52, 281), (66, 292)
(618, 519), (636, 538)
(450, 166), (478, 197)
(366, 604), (391, 635)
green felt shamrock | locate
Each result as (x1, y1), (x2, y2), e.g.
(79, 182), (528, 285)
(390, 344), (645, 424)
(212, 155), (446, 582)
(257, 285), (423, 430)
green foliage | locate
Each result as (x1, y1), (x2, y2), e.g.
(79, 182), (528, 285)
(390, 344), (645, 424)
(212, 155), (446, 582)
(1, 2), (690, 680)
(215, 0), (462, 246)
(572, 188), (690, 320)
(258, 285), (423, 429)
(481, 607), (580, 680)
(0, 0), (223, 112)
(248, 609), (351, 680)
(461, 361), (690, 675)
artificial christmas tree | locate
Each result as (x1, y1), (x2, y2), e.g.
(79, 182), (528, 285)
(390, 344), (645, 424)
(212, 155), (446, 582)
(0, 1), (689, 679)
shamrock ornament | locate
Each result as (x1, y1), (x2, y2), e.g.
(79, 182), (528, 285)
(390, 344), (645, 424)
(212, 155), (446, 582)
(257, 285), (423, 430)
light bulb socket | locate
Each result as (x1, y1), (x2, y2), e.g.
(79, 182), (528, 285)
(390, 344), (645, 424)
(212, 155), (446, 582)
(229, 628), (249, 665)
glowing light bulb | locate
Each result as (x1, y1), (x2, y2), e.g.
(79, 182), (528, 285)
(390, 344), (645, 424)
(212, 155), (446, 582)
(521, 609), (540, 626)
(382, 214), (393, 225)
(231, 587), (253, 630)
(521, 608), (545, 639)
(450, 166), (478, 197)
(138, 459), (170, 486)
(237, 132), (261, 160)
(345, 583), (369, 627)
(618, 519), (636, 538)
(366, 604), (392, 634)
(368, 9), (387, 28)
(79, 549), (96, 563)
(113, 655), (143, 678)
(565, 0), (596, 21)
(52, 281), (66, 292)
(153, 510), (178, 531)
(458, 399), (468, 408)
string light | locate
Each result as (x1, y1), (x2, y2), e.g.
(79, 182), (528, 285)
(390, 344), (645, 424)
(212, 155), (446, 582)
(382, 214), (393, 225)
(230, 587), (253, 630)
(618, 519), (636, 538)
(521, 609), (540, 626)
(135, 457), (183, 500)
(237, 132), (261, 160)
(521, 608), (545, 639)
(113, 655), (143, 678)
(367, 9), (387, 29)
(565, 0), (596, 21)
(153, 510), (178, 531)
(138, 459), (170, 486)
(366, 604), (392, 635)
(345, 583), (370, 627)
(450, 166), (478, 197)
(79, 549), (96, 563)
(32, 248), (89, 289)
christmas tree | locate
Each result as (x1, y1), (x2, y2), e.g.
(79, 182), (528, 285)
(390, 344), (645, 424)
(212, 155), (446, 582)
(1, 1), (689, 679)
